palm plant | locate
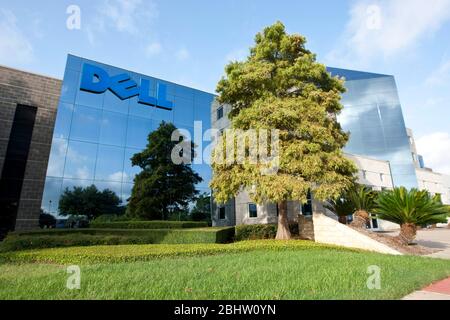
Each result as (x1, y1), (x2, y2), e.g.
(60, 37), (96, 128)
(348, 185), (377, 229)
(324, 195), (356, 224)
(374, 187), (448, 245)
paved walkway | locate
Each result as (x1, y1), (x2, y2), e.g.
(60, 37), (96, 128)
(415, 228), (450, 259)
(401, 228), (450, 300)
(403, 277), (450, 300)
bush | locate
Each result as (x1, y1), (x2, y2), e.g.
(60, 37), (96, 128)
(90, 220), (208, 229)
(235, 223), (300, 241)
(0, 227), (235, 252)
(0, 240), (348, 265)
(91, 214), (132, 224)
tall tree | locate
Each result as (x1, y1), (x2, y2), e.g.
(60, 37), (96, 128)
(127, 122), (202, 220)
(59, 185), (121, 221)
(190, 193), (212, 224)
(211, 22), (356, 239)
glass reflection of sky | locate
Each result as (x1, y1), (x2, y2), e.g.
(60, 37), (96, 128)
(42, 55), (214, 215)
(328, 67), (418, 189)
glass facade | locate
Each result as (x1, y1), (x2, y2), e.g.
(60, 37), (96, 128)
(42, 55), (214, 215)
(328, 67), (418, 189)
(41, 56), (417, 215)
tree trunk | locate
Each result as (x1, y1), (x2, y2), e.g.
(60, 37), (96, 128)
(397, 223), (417, 245)
(338, 216), (348, 225)
(276, 201), (291, 240)
(350, 210), (369, 229)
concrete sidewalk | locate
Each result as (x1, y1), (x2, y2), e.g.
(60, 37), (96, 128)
(403, 277), (450, 300)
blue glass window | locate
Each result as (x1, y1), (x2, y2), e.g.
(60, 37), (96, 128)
(126, 116), (153, 149)
(70, 105), (102, 143)
(63, 140), (98, 180)
(100, 111), (128, 147)
(46, 138), (68, 178)
(123, 148), (141, 183)
(95, 145), (125, 182)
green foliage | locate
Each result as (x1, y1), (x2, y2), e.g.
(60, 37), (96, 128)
(39, 211), (56, 229)
(0, 240), (346, 264)
(90, 220), (208, 229)
(374, 187), (448, 226)
(58, 185), (122, 220)
(190, 193), (212, 224)
(211, 21), (356, 206)
(348, 185), (377, 212)
(324, 193), (356, 217)
(235, 223), (299, 241)
(91, 214), (133, 224)
(235, 224), (277, 241)
(127, 122), (202, 220)
(0, 227), (235, 252)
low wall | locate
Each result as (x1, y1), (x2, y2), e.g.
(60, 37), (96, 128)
(313, 213), (402, 255)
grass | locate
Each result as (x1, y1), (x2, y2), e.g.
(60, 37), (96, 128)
(1, 240), (449, 300)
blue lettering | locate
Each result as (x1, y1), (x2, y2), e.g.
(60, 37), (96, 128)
(109, 73), (139, 100)
(80, 64), (110, 93)
(138, 79), (157, 106)
(156, 83), (173, 110)
(79, 63), (173, 111)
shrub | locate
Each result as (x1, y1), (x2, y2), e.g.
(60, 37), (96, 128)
(90, 220), (208, 229)
(235, 223), (300, 241)
(0, 227), (235, 252)
(374, 187), (448, 245)
(0, 240), (349, 265)
(235, 224), (277, 241)
(91, 214), (133, 224)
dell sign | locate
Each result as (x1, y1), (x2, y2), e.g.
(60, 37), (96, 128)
(80, 63), (173, 110)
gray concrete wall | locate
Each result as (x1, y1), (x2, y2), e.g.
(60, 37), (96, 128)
(0, 65), (61, 230)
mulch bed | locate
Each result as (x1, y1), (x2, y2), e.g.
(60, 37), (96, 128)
(349, 226), (437, 256)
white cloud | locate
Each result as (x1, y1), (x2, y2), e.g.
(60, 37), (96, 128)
(175, 48), (190, 61)
(0, 9), (34, 65)
(327, 0), (450, 68)
(416, 132), (450, 174)
(100, 0), (158, 35)
(85, 0), (158, 46)
(145, 42), (162, 57)
(426, 59), (450, 87)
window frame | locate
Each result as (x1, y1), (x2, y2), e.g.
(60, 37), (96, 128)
(217, 106), (224, 120)
(218, 206), (226, 220)
(248, 203), (258, 219)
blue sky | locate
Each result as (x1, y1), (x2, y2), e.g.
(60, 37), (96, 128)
(1, 0), (450, 174)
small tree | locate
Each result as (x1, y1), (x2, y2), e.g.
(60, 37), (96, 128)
(348, 185), (378, 229)
(191, 193), (212, 224)
(211, 22), (356, 239)
(374, 187), (448, 245)
(59, 185), (121, 221)
(39, 210), (56, 229)
(324, 193), (355, 225)
(127, 122), (202, 220)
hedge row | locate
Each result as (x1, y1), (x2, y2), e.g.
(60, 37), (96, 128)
(0, 227), (235, 252)
(90, 221), (209, 229)
(0, 240), (350, 265)
(235, 223), (300, 241)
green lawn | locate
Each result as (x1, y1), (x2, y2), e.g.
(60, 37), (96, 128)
(1, 240), (449, 300)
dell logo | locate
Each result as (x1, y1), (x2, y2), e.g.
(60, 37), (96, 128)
(80, 63), (173, 111)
